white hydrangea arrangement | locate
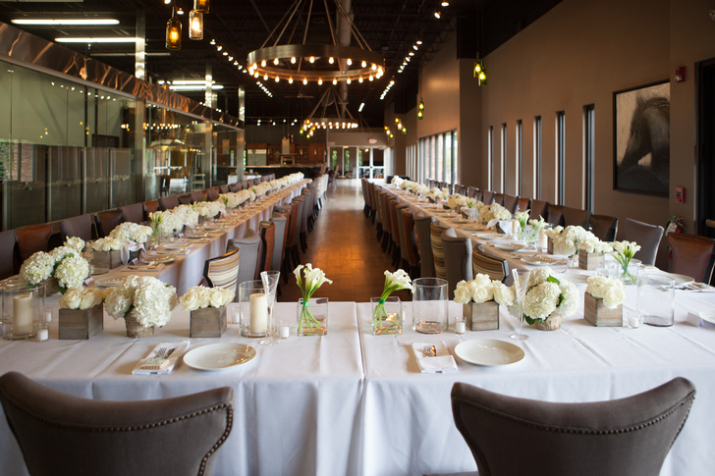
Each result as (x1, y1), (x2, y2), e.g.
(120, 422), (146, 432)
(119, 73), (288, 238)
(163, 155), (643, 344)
(172, 205), (200, 227)
(53, 255), (91, 290)
(545, 226), (611, 256)
(19, 247), (90, 291)
(479, 203), (512, 224)
(427, 187), (448, 202)
(453, 274), (515, 306)
(447, 194), (468, 210)
(179, 285), (235, 311)
(91, 237), (123, 251)
(59, 287), (109, 310)
(510, 268), (579, 325)
(19, 251), (55, 286)
(586, 276), (626, 309)
(104, 275), (178, 328)
(109, 222), (153, 243)
(193, 200), (225, 218)
(49, 246), (78, 263)
(578, 233), (613, 254)
(391, 176), (404, 187)
(64, 236), (85, 253)
(150, 210), (183, 235)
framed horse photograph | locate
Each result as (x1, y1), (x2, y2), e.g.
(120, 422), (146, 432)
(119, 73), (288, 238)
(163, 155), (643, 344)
(613, 80), (670, 196)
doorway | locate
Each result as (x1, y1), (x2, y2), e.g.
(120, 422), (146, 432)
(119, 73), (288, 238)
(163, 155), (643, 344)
(697, 57), (715, 238)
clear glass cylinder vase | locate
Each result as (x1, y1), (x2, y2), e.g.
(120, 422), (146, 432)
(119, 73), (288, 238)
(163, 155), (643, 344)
(239, 280), (269, 338)
(371, 296), (402, 335)
(297, 297), (328, 336)
(2, 282), (45, 340)
(412, 278), (449, 334)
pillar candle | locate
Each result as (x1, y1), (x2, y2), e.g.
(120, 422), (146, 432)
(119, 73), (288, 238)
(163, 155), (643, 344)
(13, 293), (34, 336)
(455, 321), (466, 334)
(280, 325), (290, 339)
(249, 293), (268, 334)
(539, 229), (548, 250)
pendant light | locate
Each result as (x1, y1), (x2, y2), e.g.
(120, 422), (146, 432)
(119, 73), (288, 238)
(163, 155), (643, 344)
(166, 8), (182, 50)
(474, 54), (487, 86)
(189, 9), (203, 40)
(194, 0), (210, 14)
(418, 98), (425, 120)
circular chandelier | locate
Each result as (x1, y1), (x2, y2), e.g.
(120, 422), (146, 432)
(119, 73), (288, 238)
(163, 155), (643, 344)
(301, 87), (359, 138)
(247, 0), (385, 85)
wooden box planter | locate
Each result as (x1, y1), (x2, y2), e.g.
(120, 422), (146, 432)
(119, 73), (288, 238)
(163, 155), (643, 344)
(190, 306), (227, 338)
(547, 237), (554, 255)
(579, 252), (605, 271)
(59, 304), (104, 340)
(584, 293), (623, 327)
(463, 301), (499, 331)
(93, 250), (122, 270)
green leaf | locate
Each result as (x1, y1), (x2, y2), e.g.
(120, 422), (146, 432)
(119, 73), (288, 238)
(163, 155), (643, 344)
(524, 315), (536, 326)
(546, 276), (561, 285)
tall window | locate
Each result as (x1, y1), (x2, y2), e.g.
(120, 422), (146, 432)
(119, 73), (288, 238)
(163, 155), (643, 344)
(445, 133), (452, 184)
(500, 123), (507, 193)
(516, 120), (523, 196)
(534, 116), (542, 199)
(437, 134), (444, 182)
(418, 131), (458, 186)
(488, 126), (494, 190)
(584, 105), (595, 212)
(556, 111), (565, 205)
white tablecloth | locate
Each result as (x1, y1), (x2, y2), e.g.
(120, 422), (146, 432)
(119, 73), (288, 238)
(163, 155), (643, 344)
(0, 301), (363, 476)
(96, 180), (308, 295)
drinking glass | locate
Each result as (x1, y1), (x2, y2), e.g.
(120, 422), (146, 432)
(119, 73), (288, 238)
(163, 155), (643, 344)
(638, 273), (675, 327)
(412, 278), (449, 334)
(510, 269), (531, 341)
(260, 271), (281, 345)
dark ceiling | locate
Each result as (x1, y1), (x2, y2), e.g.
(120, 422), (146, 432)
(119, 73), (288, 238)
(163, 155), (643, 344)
(0, 0), (562, 128)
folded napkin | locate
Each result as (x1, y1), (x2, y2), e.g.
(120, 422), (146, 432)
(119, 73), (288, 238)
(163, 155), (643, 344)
(132, 341), (190, 375)
(121, 242), (145, 265)
(412, 341), (458, 374)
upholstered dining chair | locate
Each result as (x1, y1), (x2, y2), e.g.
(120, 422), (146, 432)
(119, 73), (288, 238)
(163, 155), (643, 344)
(389, 199), (403, 269)
(159, 195), (180, 211)
(207, 187), (220, 202)
(229, 183), (241, 193)
(441, 227), (473, 299)
(192, 190), (207, 203)
(15, 224), (53, 263)
(228, 230), (261, 285)
(302, 186), (314, 232)
(668, 233), (715, 283)
(414, 213), (435, 278)
(563, 207), (591, 228)
(529, 199), (548, 221)
(482, 190), (494, 205)
(94, 209), (124, 238)
(294, 195), (308, 253)
(589, 214), (618, 242)
(624, 218), (664, 266)
(203, 248), (240, 298)
(60, 214), (93, 242)
(401, 208), (421, 278)
(0, 371), (234, 476)
(258, 221), (276, 279)
(466, 186), (478, 200)
(492, 193), (505, 206)
(120, 203), (145, 224)
(516, 198), (531, 214)
(143, 200), (160, 221)
(472, 246), (509, 282)
(396, 204), (411, 271)
(503, 194), (518, 213)
(449, 378), (695, 476)
(430, 221), (450, 281)
(284, 200), (301, 275)
(454, 184), (467, 195)
(0, 230), (18, 279)
(547, 204), (566, 227)
(374, 190), (385, 242)
(219, 184), (229, 194)
(271, 211), (289, 274)
(179, 193), (194, 205)
(380, 192), (393, 253)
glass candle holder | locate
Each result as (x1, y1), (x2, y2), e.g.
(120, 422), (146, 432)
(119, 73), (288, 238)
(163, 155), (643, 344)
(412, 278), (449, 334)
(638, 273), (675, 327)
(239, 280), (269, 338)
(2, 282), (45, 340)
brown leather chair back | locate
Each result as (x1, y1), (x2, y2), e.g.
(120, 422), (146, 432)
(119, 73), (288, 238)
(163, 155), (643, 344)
(258, 221), (275, 277)
(192, 190), (207, 203)
(482, 190), (494, 205)
(286, 201), (300, 248)
(668, 233), (715, 283)
(624, 219), (664, 266)
(529, 199), (548, 221)
(94, 209), (124, 238)
(401, 209), (419, 267)
(503, 194), (518, 213)
(207, 187), (220, 201)
(159, 195), (179, 211)
(589, 214), (618, 242)
(516, 198), (531, 214)
(389, 199), (401, 245)
(466, 186), (479, 199)
(0, 371), (233, 476)
(15, 224), (53, 263)
(60, 214), (93, 242)
(492, 193), (505, 205)
(143, 200), (160, 221)
(547, 204), (566, 227)
(219, 184), (229, 194)
(0, 230), (18, 279)
(563, 206), (591, 228)
(229, 183), (241, 193)
(120, 203), (144, 224)
(179, 193), (193, 205)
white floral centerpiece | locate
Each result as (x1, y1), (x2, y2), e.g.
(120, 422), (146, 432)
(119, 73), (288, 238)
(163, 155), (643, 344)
(372, 269), (413, 335)
(462, 198), (484, 222)
(447, 193), (468, 210)
(194, 200), (225, 219)
(454, 274), (515, 331)
(64, 236), (85, 253)
(610, 240), (641, 285)
(391, 176), (404, 187)
(172, 205), (200, 228)
(295, 264), (333, 336)
(427, 187), (448, 203)
(509, 268), (579, 331)
(109, 223), (153, 244)
(59, 287), (109, 310)
(58, 286), (109, 339)
(584, 275), (626, 326)
(18, 252), (55, 287)
(545, 226), (585, 256)
(104, 275), (178, 337)
(90, 237), (123, 252)
(149, 210), (183, 241)
(19, 247), (90, 294)
(180, 285), (235, 311)
(479, 203), (512, 224)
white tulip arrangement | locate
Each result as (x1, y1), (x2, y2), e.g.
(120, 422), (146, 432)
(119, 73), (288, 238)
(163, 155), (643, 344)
(610, 240), (641, 284)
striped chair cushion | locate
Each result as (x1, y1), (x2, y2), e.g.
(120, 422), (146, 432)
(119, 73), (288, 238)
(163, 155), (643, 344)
(430, 222), (448, 280)
(203, 248), (240, 297)
(472, 247), (509, 282)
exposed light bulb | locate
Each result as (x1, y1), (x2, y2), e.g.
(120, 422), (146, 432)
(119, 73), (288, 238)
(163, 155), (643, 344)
(309, 56), (315, 63)
(291, 57), (296, 64)
(361, 60), (367, 68)
(347, 78), (351, 84)
(264, 74), (268, 80)
(261, 59), (266, 67)
(303, 78), (308, 85)
(434, 11), (441, 19)
(333, 78), (337, 85)
(318, 78), (322, 85)
(371, 63), (377, 71)
(275, 76), (279, 82)
(347, 58), (352, 66)
(329, 57), (334, 64)
(359, 77), (363, 83)
(289, 77), (293, 84)
(273, 58), (279, 65)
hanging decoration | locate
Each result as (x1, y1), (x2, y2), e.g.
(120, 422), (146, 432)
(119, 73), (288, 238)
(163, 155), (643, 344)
(302, 87), (359, 138)
(247, 0), (385, 85)
(194, 0), (210, 14)
(418, 98), (425, 120)
(165, 8), (182, 50)
(474, 54), (487, 86)
(189, 10), (204, 40)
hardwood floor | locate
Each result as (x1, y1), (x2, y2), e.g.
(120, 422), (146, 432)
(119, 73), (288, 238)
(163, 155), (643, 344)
(279, 179), (411, 303)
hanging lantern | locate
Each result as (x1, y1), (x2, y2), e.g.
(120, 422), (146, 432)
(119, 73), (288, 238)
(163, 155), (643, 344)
(474, 54), (487, 86)
(418, 98), (425, 120)
(166, 8), (182, 50)
(194, 0), (210, 14)
(188, 10), (203, 40)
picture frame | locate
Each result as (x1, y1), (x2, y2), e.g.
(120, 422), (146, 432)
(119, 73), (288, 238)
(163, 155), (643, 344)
(613, 80), (670, 196)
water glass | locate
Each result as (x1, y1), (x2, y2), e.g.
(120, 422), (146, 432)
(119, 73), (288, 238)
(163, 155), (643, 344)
(638, 273), (675, 327)
(412, 278), (449, 334)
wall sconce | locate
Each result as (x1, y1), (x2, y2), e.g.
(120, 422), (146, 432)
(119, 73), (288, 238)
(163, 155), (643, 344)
(166, 8), (182, 50)
(194, 0), (210, 14)
(189, 10), (203, 40)
(418, 98), (424, 120)
(474, 54), (487, 86)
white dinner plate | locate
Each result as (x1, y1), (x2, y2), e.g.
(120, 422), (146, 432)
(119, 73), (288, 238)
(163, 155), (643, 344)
(556, 272), (590, 285)
(474, 232), (504, 241)
(454, 339), (525, 366)
(654, 272), (695, 286)
(451, 218), (470, 224)
(186, 233), (210, 240)
(463, 225), (486, 232)
(95, 277), (126, 288)
(521, 255), (561, 266)
(183, 343), (257, 371)
(163, 243), (192, 251)
(494, 242), (526, 251)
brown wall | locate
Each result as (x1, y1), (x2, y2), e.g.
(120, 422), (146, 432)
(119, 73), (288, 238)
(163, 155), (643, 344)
(417, 33), (460, 139)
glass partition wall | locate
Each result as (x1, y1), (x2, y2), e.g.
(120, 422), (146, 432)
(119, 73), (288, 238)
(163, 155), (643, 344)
(0, 60), (240, 231)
